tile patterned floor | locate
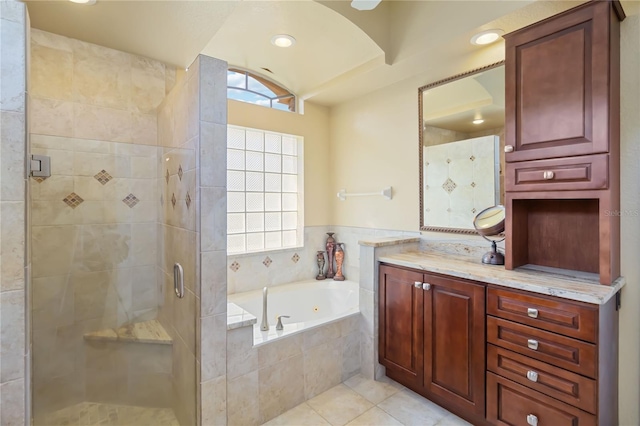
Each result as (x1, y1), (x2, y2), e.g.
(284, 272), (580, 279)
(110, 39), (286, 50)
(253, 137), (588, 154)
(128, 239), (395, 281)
(262, 374), (472, 426)
(38, 402), (179, 426)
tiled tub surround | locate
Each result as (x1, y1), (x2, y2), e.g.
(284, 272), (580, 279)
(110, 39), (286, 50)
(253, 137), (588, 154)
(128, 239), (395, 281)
(226, 310), (361, 425)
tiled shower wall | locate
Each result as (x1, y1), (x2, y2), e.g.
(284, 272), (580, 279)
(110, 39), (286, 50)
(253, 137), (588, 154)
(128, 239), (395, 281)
(156, 57), (200, 426)
(27, 29), (175, 418)
(0, 1), (28, 424)
(156, 55), (229, 426)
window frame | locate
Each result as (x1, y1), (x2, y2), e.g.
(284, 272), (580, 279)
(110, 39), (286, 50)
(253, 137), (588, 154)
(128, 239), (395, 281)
(227, 67), (296, 112)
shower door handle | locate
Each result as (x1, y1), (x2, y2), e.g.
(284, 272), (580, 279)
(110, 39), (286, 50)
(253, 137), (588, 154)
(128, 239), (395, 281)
(174, 263), (185, 298)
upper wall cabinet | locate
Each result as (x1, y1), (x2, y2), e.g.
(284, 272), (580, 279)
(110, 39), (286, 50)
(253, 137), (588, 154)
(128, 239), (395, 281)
(504, 0), (625, 163)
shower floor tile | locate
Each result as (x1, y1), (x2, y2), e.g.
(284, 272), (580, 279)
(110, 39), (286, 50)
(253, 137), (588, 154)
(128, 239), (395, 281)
(39, 402), (180, 426)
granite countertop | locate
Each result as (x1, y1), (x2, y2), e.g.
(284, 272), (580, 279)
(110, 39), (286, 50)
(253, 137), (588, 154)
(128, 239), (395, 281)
(379, 250), (625, 305)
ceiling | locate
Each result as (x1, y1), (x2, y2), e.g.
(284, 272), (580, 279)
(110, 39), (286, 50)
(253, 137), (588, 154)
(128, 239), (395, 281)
(26, 0), (631, 107)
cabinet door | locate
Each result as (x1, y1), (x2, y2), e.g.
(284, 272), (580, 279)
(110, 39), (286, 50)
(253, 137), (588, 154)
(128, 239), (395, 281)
(504, 1), (613, 162)
(378, 265), (424, 388)
(423, 274), (485, 416)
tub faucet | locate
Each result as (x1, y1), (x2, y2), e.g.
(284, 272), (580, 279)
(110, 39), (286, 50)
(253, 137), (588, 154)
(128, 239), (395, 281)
(276, 315), (290, 331)
(260, 287), (269, 331)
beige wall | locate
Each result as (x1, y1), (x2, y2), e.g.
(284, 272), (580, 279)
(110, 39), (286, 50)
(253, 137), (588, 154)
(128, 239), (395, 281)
(0, 1), (28, 425)
(328, 9), (640, 426)
(228, 99), (331, 227)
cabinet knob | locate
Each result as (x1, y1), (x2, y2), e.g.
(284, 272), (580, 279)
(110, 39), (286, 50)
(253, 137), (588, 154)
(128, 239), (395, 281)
(422, 283), (431, 291)
(504, 145), (514, 153)
(414, 281), (422, 288)
(527, 339), (539, 350)
(526, 370), (539, 382)
(527, 308), (539, 318)
(543, 170), (555, 180)
(526, 414), (538, 426)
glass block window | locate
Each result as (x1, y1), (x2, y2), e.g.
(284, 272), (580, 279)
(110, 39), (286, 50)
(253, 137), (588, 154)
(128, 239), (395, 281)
(227, 68), (296, 112)
(227, 125), (304, 254)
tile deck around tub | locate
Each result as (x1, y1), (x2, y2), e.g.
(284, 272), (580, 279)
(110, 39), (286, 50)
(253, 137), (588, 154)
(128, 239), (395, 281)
(261, 374), (470, 426)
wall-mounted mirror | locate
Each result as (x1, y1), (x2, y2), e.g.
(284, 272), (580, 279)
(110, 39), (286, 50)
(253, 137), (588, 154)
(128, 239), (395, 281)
(419, 61), (505, 234)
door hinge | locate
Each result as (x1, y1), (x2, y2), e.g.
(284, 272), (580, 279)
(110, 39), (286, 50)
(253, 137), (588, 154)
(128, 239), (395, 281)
(30, 154), (51, 178)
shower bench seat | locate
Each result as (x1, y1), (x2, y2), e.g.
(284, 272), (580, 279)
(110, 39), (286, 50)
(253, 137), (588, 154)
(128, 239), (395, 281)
(83, 319), (172, 345)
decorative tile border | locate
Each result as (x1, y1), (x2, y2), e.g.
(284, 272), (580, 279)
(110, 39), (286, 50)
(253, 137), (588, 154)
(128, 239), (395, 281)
(291, 253), (300, 263)
(263, 256), (272, 267)
(230, 261), (240, 272)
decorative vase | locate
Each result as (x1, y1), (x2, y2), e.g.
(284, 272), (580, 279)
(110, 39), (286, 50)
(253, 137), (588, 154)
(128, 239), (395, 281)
(325, 232), (336, 278)
(316, 251), (326, 280)
(334, 243), (346, 281)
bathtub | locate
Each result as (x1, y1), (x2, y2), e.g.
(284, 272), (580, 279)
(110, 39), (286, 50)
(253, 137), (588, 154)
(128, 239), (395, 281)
(228, 279), (359, 346)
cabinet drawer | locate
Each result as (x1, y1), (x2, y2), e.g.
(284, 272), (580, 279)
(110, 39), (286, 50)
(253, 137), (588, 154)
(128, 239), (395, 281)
(487, 345), (596, 413)
(487, 288), (597, 342)
(505, 154), (608, 192)
(487, 372), (596, 426)
(487, 317), (596, 377)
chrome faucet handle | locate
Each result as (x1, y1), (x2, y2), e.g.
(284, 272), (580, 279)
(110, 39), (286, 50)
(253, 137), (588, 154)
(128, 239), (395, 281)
(276, 315), (290, 331)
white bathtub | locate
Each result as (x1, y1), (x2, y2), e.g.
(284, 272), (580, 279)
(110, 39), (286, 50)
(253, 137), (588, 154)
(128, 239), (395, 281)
(228, 279), (359, 346)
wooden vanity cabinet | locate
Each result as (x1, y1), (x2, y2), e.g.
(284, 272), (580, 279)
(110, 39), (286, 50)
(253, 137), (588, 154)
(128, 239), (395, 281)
(378, 264), (486, 422)
(378, 263), (618, 425)
(504, 0), (624, 284)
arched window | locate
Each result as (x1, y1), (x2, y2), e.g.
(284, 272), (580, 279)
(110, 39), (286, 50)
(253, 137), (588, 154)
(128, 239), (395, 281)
(227, 68), (296, 112)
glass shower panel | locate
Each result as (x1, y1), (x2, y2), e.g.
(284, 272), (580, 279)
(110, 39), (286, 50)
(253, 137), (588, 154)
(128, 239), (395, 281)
(29, 139), (184, 425)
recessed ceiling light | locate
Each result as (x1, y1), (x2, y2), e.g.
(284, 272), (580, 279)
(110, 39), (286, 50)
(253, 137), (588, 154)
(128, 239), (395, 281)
(351, 0), (382, 11)
(69, 0), (97, 4)
(271, 34), (296, 48)
(470, 29), (504, 46)
(473, 119), (485, 125)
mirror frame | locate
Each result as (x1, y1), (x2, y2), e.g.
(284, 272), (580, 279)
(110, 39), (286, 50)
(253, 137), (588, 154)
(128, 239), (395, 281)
(418, 60), (505, 234)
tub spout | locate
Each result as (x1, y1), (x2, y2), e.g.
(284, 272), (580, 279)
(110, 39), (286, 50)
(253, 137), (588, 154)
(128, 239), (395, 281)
(260, 287), (269, 331)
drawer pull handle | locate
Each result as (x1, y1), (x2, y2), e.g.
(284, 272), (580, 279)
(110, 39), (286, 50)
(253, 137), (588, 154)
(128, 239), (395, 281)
(527, 339), (539, 350)
(527, 414), (538, 426)
(526, 370), (539, 382)
(543, 170), (555, 180)
(527, 308), (539, 318)
(414, 281), (422, 288)
(504, 145), (514, 153)
(422, 283), (431, 291)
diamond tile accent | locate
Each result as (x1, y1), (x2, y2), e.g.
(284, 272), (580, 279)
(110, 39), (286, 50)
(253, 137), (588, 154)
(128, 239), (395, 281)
(165, 169), (170, 184)
(470, 155), (476, 161)
(171, 193), (176, 209)
(160, 195), (164, 206)
(471, 182), (476, 188)
(122, 193), (140, 208)
(446, 158), (451, 164)
(32, 176), (48, 183)
(442, 178), (457, 194)
(263, 256), (272, 267)
(94, 169), (113, 185)
(447, 208), (452, 213)
(292, 253), (300, 263)
(230, 261), (240, 272)
(185, 191), (191, 209)
(472, 208), (477, 214)
(62, 192), (84, 209)
(178, 165), (183, 181)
